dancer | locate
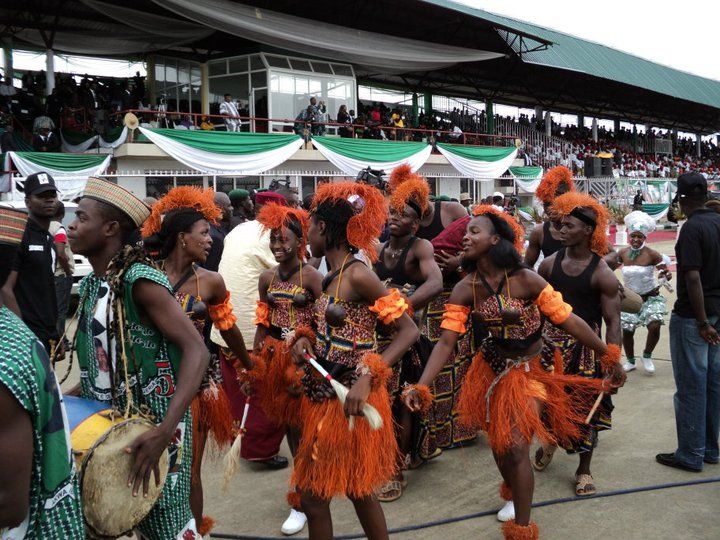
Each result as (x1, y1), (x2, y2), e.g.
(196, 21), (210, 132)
(67, 177), (208, 539)
(403, 205), (622, 539)
(536, 192), (624, 496)
(290, 181), (419, 540)
(0, 206), (84, 538)
(618, 211), (671, 374)
(141, 186), (254, 536)
(374, 171), (443, 501)
(254, 202), (322, 535)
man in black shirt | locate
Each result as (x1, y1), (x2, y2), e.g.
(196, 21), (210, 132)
(1, 172), (60, 354)
(657, 172), (720, 472)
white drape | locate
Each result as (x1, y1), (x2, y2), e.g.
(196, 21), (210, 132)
(311, 138), (432, 178)
(61, 127), (128, 153)
(436, 146), (518, 180)
(138, 127), (303, 174)
(152, 0), (504, 73)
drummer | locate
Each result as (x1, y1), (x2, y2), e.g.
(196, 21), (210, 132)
(0, 206), (85, 538)
(66, 178), (209, 539)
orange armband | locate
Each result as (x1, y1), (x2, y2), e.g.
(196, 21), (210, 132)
(369, 288), (409, 325)
(208, 291), (237, 331)
(534, 284), (573, 325)
(253, 300), (270, 328)
(600, 343), (622, 372)
(440, 304), (471, 334)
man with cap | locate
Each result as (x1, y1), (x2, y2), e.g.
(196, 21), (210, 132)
(0, 206), (85, 539)
(1, 172), (61, 354)
(66, 177), (208, 538)
(491, 192), (505, 212)
(459, 192), (472, 214)
(228, 188), (254, 229)
(211, 190), (288, 469)
(203, 191), (233, 273)
(657, 171), (720, 472)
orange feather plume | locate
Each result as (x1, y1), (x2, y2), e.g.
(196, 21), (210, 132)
(471, 204), (525, 252)
(389, 176), (429, 216)
(142, 186), (221, 238)
(256, 203), (309, 259)
(387, 164), (417, 193)
(550, 192), (609, 255)
(312, 181), (387, 262)
(535, 166), (575, 204)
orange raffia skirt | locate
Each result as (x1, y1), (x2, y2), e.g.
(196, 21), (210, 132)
(191, 381), (235, 454)
(256, 334), (304, 427)
(291, 354), (398, 500)
(458, 346), (604, 455)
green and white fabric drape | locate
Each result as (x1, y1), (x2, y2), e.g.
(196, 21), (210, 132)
(642, 203), (670, 221)
(311, 136), (432, 177)
(61, 127), (129, 153)
(436, 143), (517, 180)
(138, 127), (303, 174)
(508, 166), (543, 193)
(5, 152), (111, 199)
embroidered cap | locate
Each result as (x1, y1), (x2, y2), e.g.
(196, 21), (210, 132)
(82, 177), (150, 227)
(0, 206), (29, 246)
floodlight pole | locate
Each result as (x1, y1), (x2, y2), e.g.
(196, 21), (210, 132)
(46, 49), (55, 95)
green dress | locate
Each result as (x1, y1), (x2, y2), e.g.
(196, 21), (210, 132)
(0, 306), (84, 539)
(75, 263), (196, 540)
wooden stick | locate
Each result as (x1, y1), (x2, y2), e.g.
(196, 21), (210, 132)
(585, 392), (604, 424)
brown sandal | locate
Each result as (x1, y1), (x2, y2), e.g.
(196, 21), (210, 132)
(575, 473), (597, 496)
(377, 479), (407, 502)
(531, 445), (556, 471)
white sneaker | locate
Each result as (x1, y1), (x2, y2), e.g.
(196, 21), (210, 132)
(496, 500), (515, 522)
(641, 356), (655, 374)
(281, 509), (307, 536)
(622, 361), (637, 372)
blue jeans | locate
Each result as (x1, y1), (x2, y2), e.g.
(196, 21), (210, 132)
(669, 313), (720, 469)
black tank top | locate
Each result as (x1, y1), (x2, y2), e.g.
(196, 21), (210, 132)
(374, 237), (421, 287)
(417, 201), (444, 241)
(549, 248), (602, 327)
(540, 221), (564, 258)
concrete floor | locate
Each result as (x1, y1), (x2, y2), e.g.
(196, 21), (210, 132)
(61, 238), (720, 539)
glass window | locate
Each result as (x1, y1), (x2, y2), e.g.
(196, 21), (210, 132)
(295, 76), (308, 95)
(165, 64), (178, 84)
(229, 57), (248, 74)
(311, 62), (333, 74)
(332, 64), (353, 76)
(209, 60), (227, 77)
(155, 64), (165, 85)
(266, 55), (290, 68)
(328, 80), (350, 99)
(249, 54), (264, 70)
(308, 78), (322, 95)
(209, 74), (250, 105)
(251, 71), (267, 89)
(290, 59), (312, 72)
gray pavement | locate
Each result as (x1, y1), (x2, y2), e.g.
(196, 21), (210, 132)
(60, 238), (720, 539)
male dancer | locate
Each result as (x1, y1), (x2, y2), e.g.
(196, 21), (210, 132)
(67, 177), (208, 539)
(0, 206), (84, 539)
(416, 192), (467, 241)
(536, 192), (624, 497)
(374, 175), (443, 501)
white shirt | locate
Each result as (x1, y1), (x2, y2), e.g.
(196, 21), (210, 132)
(219, 101), (240, 123)
(210, 220), (275, 347)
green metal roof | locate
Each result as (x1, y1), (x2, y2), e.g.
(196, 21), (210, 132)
(424, 0), (720, 110)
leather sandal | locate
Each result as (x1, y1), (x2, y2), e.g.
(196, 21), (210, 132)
(575, 473), (596, 496)
(377, 478), (407, 502)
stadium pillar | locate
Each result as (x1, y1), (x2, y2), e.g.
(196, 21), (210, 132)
(577, 114), (584, 128)
(592, 118), (598, 142)
(46, 49), (55, 95)
(146, 55), (156, 107)
(412, 93), (419, 126)
(696, 133), (702, 158)
(534, 105), (543, 121)
(424, 91), (433, 118)
(614, 118), (620, 133)
(485, 99), (494, 134)
(544, 111), (551, 136)
(200, 63), (209, 115)
(1, 37), (12, 80)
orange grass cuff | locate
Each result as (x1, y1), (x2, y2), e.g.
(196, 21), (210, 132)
(440, 304), (471, 334)
(534, 284), (573, 324)
(369, 289), (409, 325)
(600, 343), (622, 372)
(208, 291), (237, 331)
(401, 384), (434, 412)
(290, 325), (317, 348)
(359, 353), (392, 389)
(254, 300), (270, 328)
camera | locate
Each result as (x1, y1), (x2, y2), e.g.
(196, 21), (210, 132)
(356, 167), (387, 191)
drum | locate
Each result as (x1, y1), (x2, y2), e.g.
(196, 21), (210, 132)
(65, 396), (169, 539)
(619, 285), (643, 314)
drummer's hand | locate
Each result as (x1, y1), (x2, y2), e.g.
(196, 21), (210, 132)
(403, 388), (422, 412)
(345, 374), (371, 417)
(125, 426), (170, 498)
(291, 337), (313, 365)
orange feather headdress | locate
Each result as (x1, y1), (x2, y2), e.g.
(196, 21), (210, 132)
(311, 181), (387, 262)
(142, 186), (221, 238)
(389, 176), (430, 217)
(387, 164), (418, 193)
(550, 192), (609, 255)
(471, 204), (525, 252)
(535, 166), (575, 204)
(256, 202), (309, 259)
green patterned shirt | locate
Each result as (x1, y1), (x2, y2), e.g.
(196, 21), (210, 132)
(0, 306), (84, 540)
(75, 263), (195, 539)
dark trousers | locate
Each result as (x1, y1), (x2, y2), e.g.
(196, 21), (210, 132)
(54, 275), (73, 341)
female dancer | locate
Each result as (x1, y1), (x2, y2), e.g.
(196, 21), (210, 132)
(254, 202), (322, 535)
(290, 181), (419, 540)
(403, 205), (623, 539)
(142, 187), (253, 535)
(618, 210), (671, 373)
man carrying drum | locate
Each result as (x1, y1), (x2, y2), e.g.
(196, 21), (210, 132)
(0, 206), (84, 539)
(66, 178), (209, 539)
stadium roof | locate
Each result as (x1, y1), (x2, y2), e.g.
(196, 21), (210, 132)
(2, 0), (719, 133)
